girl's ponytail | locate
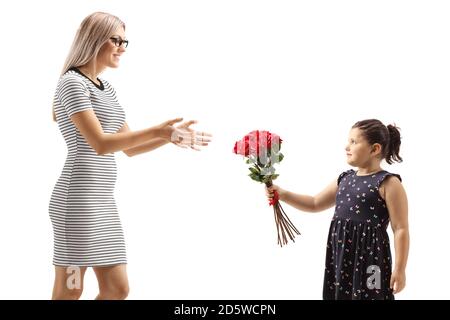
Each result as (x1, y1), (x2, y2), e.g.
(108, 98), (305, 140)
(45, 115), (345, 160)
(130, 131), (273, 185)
(386, 124), (403, 164)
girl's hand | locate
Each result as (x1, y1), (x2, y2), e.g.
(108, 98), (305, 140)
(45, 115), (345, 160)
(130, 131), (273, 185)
(265, 185), (286, 201)
(390, 269), (406, 294)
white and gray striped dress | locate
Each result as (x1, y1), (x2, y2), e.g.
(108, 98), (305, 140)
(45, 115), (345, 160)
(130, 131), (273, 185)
(49, 68), (127, 267)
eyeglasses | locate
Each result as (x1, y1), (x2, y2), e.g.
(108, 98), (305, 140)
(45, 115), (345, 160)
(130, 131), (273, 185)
(109, 37), (129, 48)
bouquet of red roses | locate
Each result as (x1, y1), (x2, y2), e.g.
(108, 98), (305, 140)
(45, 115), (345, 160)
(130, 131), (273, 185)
(233, 130), (300, 247)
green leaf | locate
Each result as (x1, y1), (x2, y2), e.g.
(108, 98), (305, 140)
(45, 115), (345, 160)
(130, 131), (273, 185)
(271, 153), (284, 164)
(249, 172), (263, 183)
(271, 174), (280, 181)
(249, 167), (259, 175)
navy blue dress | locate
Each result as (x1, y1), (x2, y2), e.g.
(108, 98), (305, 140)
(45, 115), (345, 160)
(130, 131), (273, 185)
(323, 169), (401, 300)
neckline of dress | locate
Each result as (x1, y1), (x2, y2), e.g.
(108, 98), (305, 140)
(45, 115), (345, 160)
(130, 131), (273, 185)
(69, 67), (105, 91)
(355, 169), (385, 177)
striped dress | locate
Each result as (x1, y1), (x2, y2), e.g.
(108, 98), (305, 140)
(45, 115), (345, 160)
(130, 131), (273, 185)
(49, 68), (127, 267)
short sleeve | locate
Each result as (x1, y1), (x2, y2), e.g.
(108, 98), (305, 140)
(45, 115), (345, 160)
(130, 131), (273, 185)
(57, 75), (93, 117)
(337, 169), (355, 186)
(377, 172), (402, 188)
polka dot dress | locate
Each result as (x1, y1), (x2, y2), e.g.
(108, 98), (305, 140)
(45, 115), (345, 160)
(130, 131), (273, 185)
(323, 169), (401, 300)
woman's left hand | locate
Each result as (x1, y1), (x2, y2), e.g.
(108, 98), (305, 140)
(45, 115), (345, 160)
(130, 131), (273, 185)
(390, 269), (406, 294)
(172, 120), (212, 150)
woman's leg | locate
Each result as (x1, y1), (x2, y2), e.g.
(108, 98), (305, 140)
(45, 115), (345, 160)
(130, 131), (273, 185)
(93, 264), (129, 300)
(52, 266), (88, 300)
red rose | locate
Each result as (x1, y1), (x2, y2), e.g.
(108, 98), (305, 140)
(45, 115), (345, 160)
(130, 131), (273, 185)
(261, 131), (282, 150)
(233, 139), (249, 156)
(244, 130), (282, 158)
(247, 131), (260, 157)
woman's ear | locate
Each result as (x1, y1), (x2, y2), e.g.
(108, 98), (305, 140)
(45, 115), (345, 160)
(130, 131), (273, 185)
(371, 143), (382, 156)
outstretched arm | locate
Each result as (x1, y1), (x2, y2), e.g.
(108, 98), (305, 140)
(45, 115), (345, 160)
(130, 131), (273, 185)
(266, 179), (338, 213)
(382, 176), (409, 294)
(118, 122), (169, 157)
(70, 109), (183, 155)
(118, 120), (212, 157)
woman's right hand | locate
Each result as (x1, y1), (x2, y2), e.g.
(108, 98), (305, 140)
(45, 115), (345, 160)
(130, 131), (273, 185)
(174, 120), (212, 150)
(157, 118), (184, 141)
(266, 184), (285, 201)
(157, 117), (212, 150)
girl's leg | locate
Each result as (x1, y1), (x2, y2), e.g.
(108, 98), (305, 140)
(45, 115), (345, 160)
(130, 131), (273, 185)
(52, 266), (88, 300)
(93, 264), (129, 300)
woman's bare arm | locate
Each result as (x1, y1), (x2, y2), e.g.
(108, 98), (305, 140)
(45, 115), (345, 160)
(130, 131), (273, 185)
(70, 109), (182, 155)
(118, 122), (169, 157)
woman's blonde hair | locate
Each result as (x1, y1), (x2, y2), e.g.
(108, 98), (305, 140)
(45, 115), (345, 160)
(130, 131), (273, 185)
(53, 12), (125, 121)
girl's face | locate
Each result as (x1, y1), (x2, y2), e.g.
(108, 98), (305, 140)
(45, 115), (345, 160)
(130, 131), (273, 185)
(345, 128), (380, 167)
(97, 26), (127, 69)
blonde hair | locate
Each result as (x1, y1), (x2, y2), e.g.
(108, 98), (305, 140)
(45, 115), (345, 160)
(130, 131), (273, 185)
(53, 12), (125, 121)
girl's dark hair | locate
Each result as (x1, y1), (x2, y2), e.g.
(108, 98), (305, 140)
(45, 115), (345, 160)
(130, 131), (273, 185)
(352, 119), (403, 164)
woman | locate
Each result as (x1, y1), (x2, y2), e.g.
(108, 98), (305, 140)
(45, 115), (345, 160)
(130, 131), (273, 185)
(49, 12), (211, 300)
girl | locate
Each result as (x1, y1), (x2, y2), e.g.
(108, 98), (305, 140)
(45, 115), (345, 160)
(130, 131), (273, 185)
(50, 12), (211, 300)
(266, 119), (409, 300)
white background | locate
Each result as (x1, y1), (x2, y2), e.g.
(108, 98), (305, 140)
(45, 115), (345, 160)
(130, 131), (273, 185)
(0, 0), (449, 299)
